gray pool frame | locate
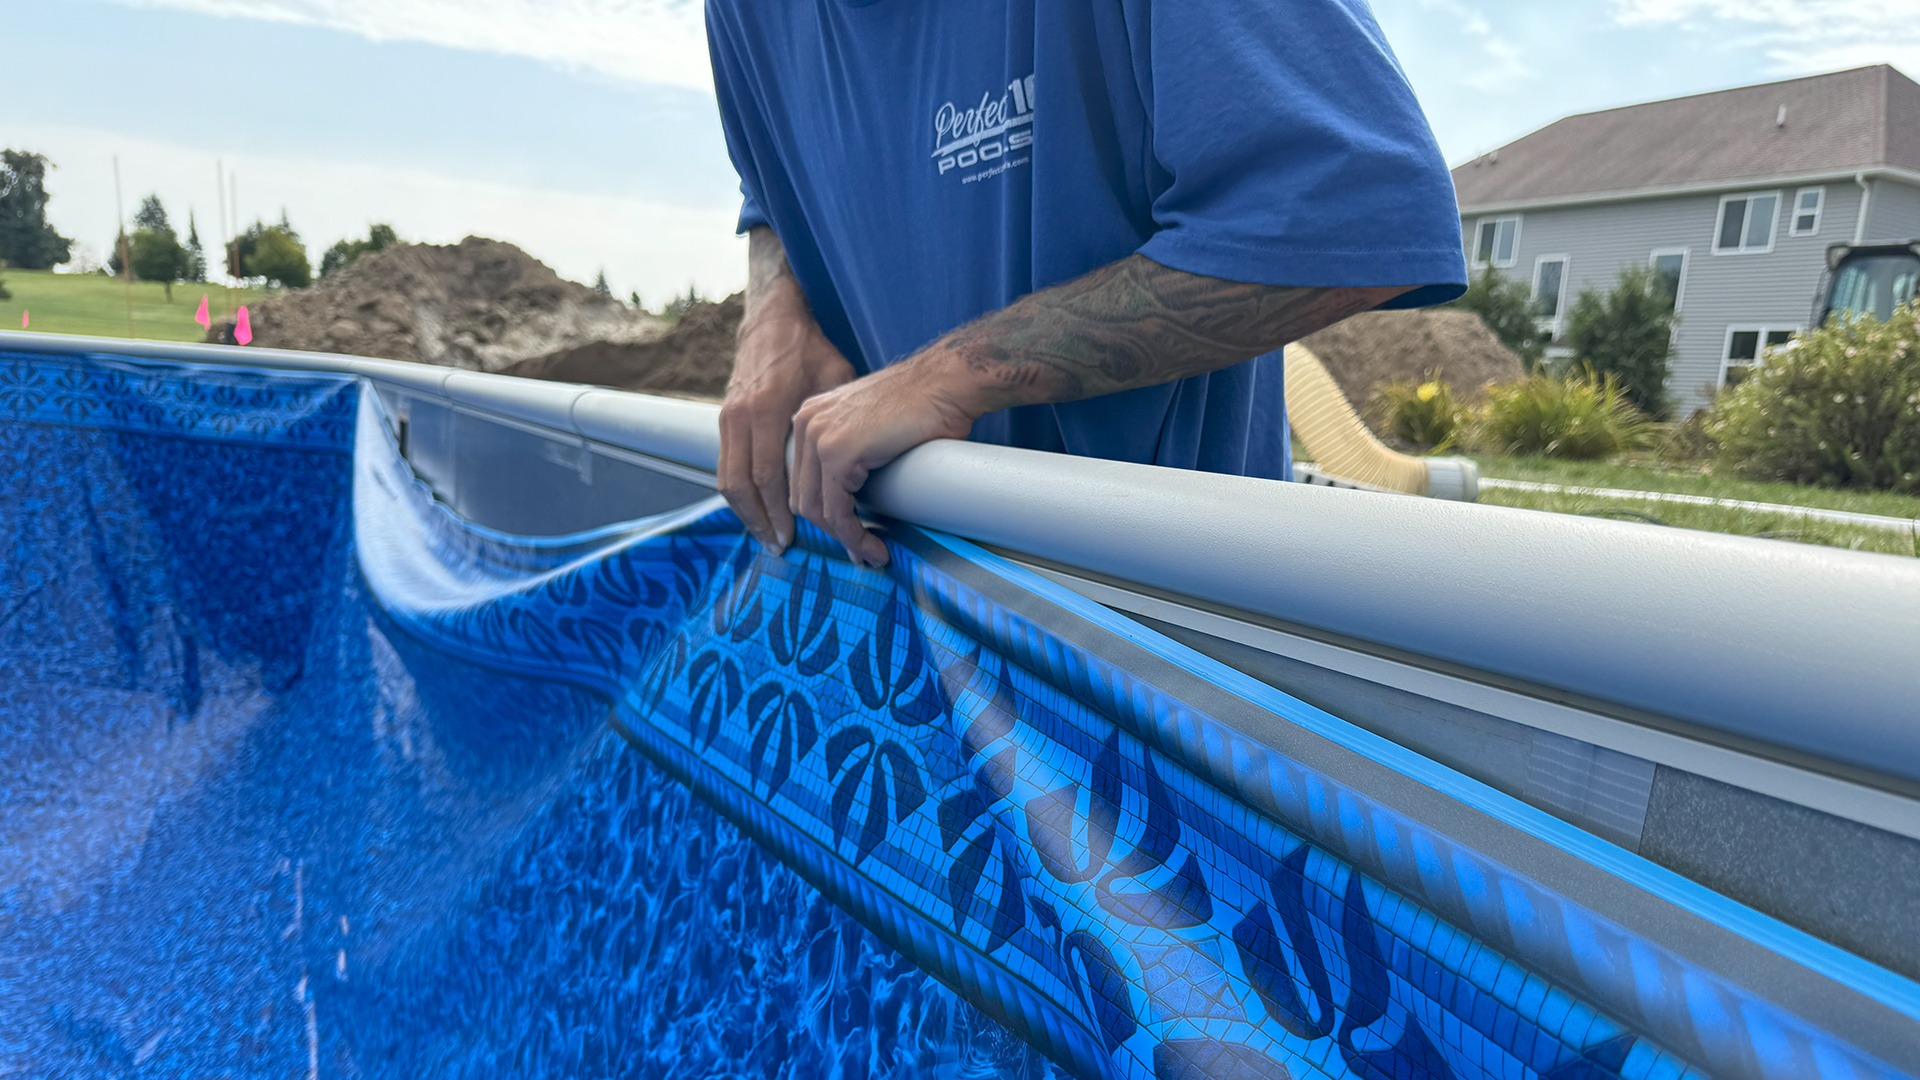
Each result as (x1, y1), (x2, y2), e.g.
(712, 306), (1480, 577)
(10, 331), (1919, 983)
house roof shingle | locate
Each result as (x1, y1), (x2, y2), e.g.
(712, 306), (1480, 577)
(1452, 65), (1920, 211)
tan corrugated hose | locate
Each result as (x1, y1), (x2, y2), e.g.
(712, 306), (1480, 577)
(1284, 344), (1478, 501)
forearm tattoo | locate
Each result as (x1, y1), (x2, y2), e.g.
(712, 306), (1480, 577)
(930, 254), (1409, 409)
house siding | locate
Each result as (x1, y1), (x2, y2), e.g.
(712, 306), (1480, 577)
(1868, 178), (1920, 239)
(1463, 182), (1861, 415)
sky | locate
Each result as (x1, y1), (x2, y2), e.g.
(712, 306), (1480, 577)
(8, 0), (1919, 302)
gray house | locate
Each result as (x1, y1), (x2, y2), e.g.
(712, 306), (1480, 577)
(1452, 64), (1920, 415)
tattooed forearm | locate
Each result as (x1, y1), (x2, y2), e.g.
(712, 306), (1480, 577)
(923, 255), (1410, 413)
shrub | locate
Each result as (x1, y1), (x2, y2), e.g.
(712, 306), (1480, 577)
(1377, 377), (1465, 451)
(0, 259), (9, 302)
(1650, 413), (1718, 467)
(1566, 265), (1676, 419)
(1475, 372), (1647, 459)
(1710, 303), (1920, 492)
(1444, 266), (1547, 369)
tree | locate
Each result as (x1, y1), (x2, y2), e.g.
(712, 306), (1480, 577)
(229, 220), (312, 288)
(629, 290), (644, 311)
(246, 226), (311, 288)
(663, 284), (704, 322)
(130, 226), (191, 301)
(320, 222), (400, 279)
(185, 213), (206, 281)
(133, 194), (170, 232)
(593, 268), (612, 297)
(319, 240), (352, 280)
(0, 150), (74, 269)
(1566, 265), (1677, 419)
(1443, 266), (1548, 369)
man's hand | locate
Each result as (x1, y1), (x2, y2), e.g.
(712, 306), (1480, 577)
(718, 228), (854, 554)
(784, 253), (1410, 568)
(789, 357), (976, 567)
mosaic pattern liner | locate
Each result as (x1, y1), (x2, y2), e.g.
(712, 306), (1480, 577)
(3, 351), (1916, 1079)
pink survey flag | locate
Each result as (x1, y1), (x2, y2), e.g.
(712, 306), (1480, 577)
(194, 295), (211, 330)
(235, 305), (253, 346)
(19, 311), (27, 330)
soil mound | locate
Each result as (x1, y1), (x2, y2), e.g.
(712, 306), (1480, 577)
(208, 237), (664, 373)
(1301, 309), (1526, 421)
(504, 293), (743, 400)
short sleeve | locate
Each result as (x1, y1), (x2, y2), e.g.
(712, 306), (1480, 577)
(1130, 0), (1467, 308)
(737, 186), (769, 236)
(706, 2), (772, 237)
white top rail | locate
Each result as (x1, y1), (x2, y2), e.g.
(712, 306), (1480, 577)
(8, 331), (1918, 789)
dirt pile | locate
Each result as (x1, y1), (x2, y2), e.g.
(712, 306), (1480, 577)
(208, 237), (664, 372)
(1301, 309), (1526, 422)
(504, 293), (743, 400)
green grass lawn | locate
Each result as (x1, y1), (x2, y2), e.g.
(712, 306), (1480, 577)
(1478, 485), (1920, 558)
(0, 269), (276, 344)
(1470, 454), (1920, 521)
(1468, 454), (1920, 558)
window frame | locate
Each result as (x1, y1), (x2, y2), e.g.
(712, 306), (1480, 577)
(1712, 191), (1782, 256)
(1649, 247), (1690, 312)
(1472, 215), (1522, 269)
(1531, 253), (1572, 337)
(1719, 324), (1800, 388)
(1790, 186), (1826, 237)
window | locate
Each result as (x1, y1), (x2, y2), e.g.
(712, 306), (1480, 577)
(1473, 216), (1521, 268)
(1714, 192), (1780, 255)
(1722, 326), (1797, 387)
(1532, 255), (1569, 334)
(1650, 248), (1689, 311)
(1791, 187), (1825, 236)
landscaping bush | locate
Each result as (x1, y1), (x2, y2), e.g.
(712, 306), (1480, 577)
(1377, 377), (1465, 451)
(1566, 265), (1676, 419)
(1444, 266), (1547, 369)
(1651, 413), (1718, 467)
(1475, 372), (1647, 460)
(0, 260), (10, 302)
(1710, 303), (1920, 493)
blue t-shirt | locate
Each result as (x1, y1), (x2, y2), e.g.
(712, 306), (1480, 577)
(706, 0), (1465, 481)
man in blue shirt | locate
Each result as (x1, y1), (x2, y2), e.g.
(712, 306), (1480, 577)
(707, 1), (1465, 567)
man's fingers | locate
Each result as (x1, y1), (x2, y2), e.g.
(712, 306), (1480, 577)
(749, 414), (795, 552)
(717, 410), (776, 548)
(789, 407), (819, 525)
(817, 445), (890, 569)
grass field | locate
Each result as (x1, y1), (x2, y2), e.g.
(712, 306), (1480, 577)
(1477, 485), (1920, 557)
(1470, 454), (1920, 558)
(1469, 454), (1920, 521)
(0, 269), (276, 344)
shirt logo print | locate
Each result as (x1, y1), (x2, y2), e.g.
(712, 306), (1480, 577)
(933, 74), (1035, 184)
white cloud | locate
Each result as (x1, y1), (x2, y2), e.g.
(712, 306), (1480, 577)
(1611, 0), (1920, 76)
(21, 123), (746, 303)
(1411, 0), (1534, 92)
(113, 0), (713, 90)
